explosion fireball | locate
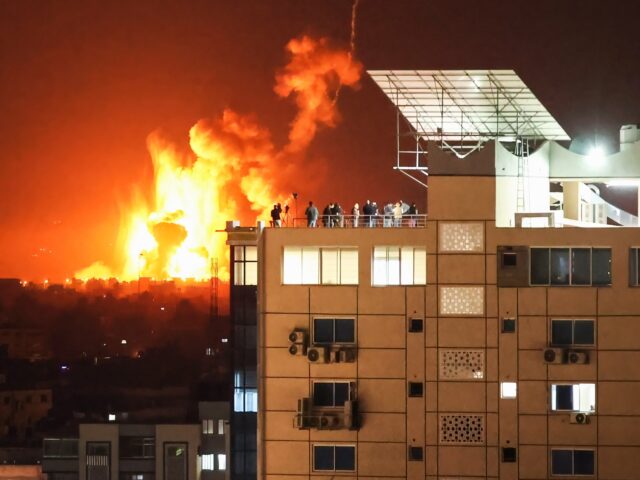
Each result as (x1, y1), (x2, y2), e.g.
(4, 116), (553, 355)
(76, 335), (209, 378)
(76, 36), (362, 282)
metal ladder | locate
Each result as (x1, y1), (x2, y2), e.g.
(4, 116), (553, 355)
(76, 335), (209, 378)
(515, 137), (530, 212)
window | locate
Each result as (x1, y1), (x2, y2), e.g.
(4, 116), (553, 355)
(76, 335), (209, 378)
(86, 442), (110, 480)
(43, 438), (79, 458)
(372, 246), (426, 285)
(408, 446), (423, 461)
(408, 382), (423, 397)
(313, 445), (355, 472)
(502, 447), (517, 463)
(233, 388), (257, 413)
(530, 247), (611, 286)
(409, 318), (423, 333)
(551, 449), (594, 476)
(551, 320), (594, 346)
(202, 419), (214, 434)
(501, 318), (516, 333)
(283, 247), (358, 285)
(119, 475), (153, 480)
(233, 246), (257, 286)
(202, 454), (214, 471)
(630, 247), (640, 285)
(119, 437), (154, 459)
(313, 318), (355, 344)
(551, 384), (595, 412)
(217, 419), (225, 435)
(164, 444), (187, 480)
(313, 381), (351, 407)
(217, 454), (227, 471)
(501, 382), (517, 399)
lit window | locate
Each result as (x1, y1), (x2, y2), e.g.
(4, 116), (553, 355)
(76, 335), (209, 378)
(217, 419), (224, 435)
(313, 318), (355, 344)
(283, 247), (358, 285)
(372, 246), (426, 286)
(217, 454), (226, 471)
(530, 247), (611, 286)
(202, 454), (214, 471)
(233, 246), (258, 286)
(500, 382), (517, 399)
(313, 381), (352, 407)
(551, 384), (595, 412)
(202, 419), (214, 435)
(233, 388), (257, 413)
(551, 449), (594, 476)
(551, 319), (594, 346)
(313, 445), (356, 471)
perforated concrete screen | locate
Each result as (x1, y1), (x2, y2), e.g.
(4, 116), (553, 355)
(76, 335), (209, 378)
(439, 350), (485, 380)
(440, 414), (485, 444)
(439, 222), (484, 253)
(439, 286), (485, 316)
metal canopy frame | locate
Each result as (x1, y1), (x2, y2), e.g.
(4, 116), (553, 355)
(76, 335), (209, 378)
(368, 69), (570, 187)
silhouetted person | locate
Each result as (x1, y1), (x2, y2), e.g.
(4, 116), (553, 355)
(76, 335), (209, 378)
(270, 204), (281, 227)
(305, 201), (319, 227)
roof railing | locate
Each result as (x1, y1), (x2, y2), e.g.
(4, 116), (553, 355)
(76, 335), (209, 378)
(272, 214), (428, 228)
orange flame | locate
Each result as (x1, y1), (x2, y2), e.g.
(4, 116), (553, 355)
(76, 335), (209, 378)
(76, 36), (362, 282)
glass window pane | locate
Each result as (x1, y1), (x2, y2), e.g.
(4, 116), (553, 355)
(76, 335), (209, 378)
(413, 248), (427, 285)
(550, 248), (570, 285)
(551, 320), (573, 346)
(244, 263), (257, 286)
(551, 450), (573, 475)
(234, 247), (244, 261)
(400, 247), (414, 285)
(571, 248), (591, 285)
(335, 446), (355, 471)
(313, 319), (334, 344)
(301, 248), (320, 284)
(321, 249), (339, 285)
(334, 383), (349, 406)
(313, 446), (334, 471)
(234, 262), (244, 286)
(573, 450), (594, 475)
(372, 247), (388, 286)
(245, 246), (257, 261)
(578, 384), (596, 412)
(530, 248), (550, 285)
(334, 319), (355, 343)
(283, 247), (302, 284)
(554, 385), (574, 410)
(592, 248), (612, 285)
(313, 383), (334, 407)
(388, 247), (401, 285)
(573, 321), (594, 345)
(340, 249), (359, 285)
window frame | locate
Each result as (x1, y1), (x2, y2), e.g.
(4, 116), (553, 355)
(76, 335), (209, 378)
(312, 317), (356, 345)
(550, 383), (596, 413)
(233, 245), (258, 286)
(550, 319), (595, 347)
(312, 444), (356, 472)
(372, 246), (427, 286)
(312, 381), (353, 408)
(550, 448), (595, 476)
(529, 247), (611, 286)
(282, 247), (358, 285)
(630, 247), (640, 286)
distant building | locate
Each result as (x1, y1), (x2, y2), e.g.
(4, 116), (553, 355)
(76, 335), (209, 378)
(0, 388), (52, 439)
(0, 327), (51, 361)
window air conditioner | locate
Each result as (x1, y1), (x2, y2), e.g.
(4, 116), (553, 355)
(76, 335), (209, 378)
(288, 329), (308, 356)
(570, 412), (591, 424)
(566, 350), (589, 364)
(307, 346), (328, 363)
(289, 329), (306, 344)
(288, 343), (306, 356)
(543, 348), (565, 364)
(316, 414), (343, 430)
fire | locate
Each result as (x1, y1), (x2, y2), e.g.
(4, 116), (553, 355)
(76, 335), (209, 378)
(76, 36), (362, 282)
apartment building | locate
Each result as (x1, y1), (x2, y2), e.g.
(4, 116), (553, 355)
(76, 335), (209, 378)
(248, 71), (640, 479)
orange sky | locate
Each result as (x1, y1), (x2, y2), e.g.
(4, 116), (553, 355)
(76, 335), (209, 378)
(1, 0), (640, 281)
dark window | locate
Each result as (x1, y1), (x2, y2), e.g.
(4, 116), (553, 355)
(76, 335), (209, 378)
(120, 437), (155, 459)
(502, 447), (517, 463)
(408, 382), (423, 397)
(408, 446), (423, 461)
(630, 248), (640, 286)
(164, 443), (187, 480)
(409, 318), (423, 333)
(501, 318), (516, 333)
(531, 248), (550, 284)
(313, 382), (350, 407)
(313, 445), (355, 471)
(551, 449), (594, 476)
(572, 248), (591, 285)
(502, 252), (517, 267)
(592, 248), (612, 285)
(554, 385), (574, 411)
(551, 320), (594, 346)
(43, 439), (79, 458)
(550, 248), (570, 285)
(313, 318), (355, 344)
(87, 442), (109, 456)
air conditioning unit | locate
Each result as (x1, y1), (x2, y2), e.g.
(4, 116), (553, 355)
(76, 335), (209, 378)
(338, 348), (357, 363)
(307, 346), (328, 363)
(297, 397), (311, 415)
(328, 350), (339, 363)
(289, 329), (307, 344)
(288, 343), (306, 356)
(343, 400), (359, 430)
(570, 412), (591, 424)
(316, 414), (343, 430)
(566, 350), (589, 364)
(543, 348), (565, 364)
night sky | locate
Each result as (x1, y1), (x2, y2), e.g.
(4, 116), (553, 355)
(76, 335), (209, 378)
(1, 0), (640, 281)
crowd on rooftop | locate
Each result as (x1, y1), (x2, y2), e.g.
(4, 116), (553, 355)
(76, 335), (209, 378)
(269, 200), (421, 228)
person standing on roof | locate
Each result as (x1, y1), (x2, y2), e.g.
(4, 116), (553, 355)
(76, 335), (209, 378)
(270, 204), (281, 227)
(305, 201), (319, 227)
(352, 202), (360, 227)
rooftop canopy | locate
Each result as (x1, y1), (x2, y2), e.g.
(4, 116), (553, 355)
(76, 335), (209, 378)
(368, 69), (570, 147)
